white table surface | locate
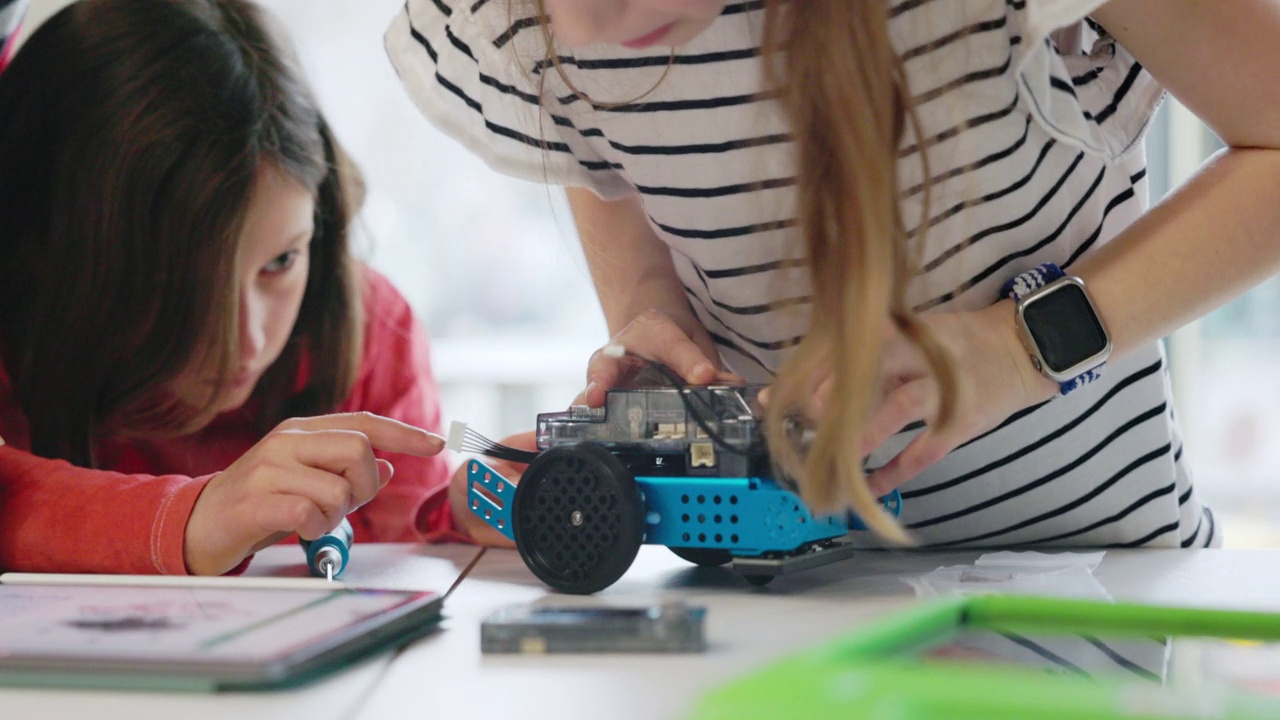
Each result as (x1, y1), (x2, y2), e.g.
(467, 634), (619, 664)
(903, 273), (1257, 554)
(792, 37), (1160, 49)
(3, 544), (1280, 720)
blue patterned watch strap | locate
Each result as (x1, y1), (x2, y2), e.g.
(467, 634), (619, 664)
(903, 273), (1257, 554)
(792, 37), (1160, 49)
(1000, 263), (1103, 395)
(1000, 262), (1064, 302)
(1059, 368), (1104, 394)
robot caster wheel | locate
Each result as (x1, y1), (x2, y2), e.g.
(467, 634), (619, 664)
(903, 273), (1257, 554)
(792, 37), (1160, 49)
(513, 443), (644, 594)
(743, 574), (774, 587)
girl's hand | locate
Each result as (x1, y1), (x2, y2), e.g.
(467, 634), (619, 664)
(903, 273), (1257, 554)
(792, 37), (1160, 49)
(447, 431), (537, 548)
(184, 413), (445, 576)
(574, 309), (743, 407)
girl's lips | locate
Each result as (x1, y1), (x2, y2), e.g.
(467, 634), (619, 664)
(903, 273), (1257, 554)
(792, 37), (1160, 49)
(622, 22), (675, 50)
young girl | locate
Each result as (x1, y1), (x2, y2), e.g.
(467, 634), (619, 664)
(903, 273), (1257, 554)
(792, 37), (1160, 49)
(0, 0), (505, 577)
(388, 1), (1280, 548)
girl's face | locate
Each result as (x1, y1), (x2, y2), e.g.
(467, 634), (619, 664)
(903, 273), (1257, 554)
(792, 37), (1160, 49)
(543, 0), (727, 49)
(171, 164), (314, 414)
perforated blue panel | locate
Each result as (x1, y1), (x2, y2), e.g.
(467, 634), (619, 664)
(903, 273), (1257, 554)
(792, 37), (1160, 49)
(637, 476), (848, 555)
(466, 459), (516, 541)
(468, 457), (903, 554)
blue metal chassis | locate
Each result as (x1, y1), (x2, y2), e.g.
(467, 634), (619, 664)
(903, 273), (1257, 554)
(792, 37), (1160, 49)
(465, 459), (900, 558)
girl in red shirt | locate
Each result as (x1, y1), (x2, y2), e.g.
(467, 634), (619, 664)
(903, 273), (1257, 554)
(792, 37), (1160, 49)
(0, 0), (511, 576)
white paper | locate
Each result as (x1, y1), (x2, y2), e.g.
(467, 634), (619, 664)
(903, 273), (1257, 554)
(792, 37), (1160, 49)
(904, 550), (1110, 601)
(974, 550), (1106, 572)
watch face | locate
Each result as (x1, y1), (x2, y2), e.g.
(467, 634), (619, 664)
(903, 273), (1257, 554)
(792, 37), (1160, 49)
(1022, 282), (1109, 375)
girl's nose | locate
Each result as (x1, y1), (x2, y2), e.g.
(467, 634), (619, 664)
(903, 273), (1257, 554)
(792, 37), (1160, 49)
(239, 290), (267, 365)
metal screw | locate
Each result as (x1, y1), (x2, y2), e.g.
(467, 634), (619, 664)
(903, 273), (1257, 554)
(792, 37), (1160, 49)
(570, 511), (584, 526)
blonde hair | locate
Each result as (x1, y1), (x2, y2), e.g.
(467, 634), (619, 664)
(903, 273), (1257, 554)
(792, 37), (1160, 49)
(757, 1), (956, 544)
(530, 1), (959, 543)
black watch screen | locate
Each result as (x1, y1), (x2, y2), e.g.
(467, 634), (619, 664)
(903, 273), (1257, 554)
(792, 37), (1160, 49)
(1023, 282), (1109, 374)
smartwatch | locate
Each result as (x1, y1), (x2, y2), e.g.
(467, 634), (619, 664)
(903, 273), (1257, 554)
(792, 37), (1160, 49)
(1000, 263), (1111, 395)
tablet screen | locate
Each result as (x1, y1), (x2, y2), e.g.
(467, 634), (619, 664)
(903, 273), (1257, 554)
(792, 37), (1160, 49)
(0, 584), (440, 672)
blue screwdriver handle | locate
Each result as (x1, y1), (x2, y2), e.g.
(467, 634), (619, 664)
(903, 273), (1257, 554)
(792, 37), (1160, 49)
(299, 517), (353, 579)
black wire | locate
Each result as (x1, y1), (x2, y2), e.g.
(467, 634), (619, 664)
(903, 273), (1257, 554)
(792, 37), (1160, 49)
(456, 427), (539, 464)
(638, 360), (768, 459)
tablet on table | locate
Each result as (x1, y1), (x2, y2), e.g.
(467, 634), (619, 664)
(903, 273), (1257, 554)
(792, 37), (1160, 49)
(0, 578), (442, 691)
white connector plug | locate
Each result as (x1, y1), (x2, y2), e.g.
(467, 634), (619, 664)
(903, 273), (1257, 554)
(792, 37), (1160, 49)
(446, 420), (469, 452)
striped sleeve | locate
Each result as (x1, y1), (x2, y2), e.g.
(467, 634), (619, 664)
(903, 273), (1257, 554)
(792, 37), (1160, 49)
(1009, 0), (1165, 163)
(385, 0), (629, 198)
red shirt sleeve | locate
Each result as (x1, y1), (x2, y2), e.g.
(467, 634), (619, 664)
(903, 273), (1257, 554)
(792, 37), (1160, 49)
(0, 343), (250, 576)
(0, 446), (212, 574)
(338, 269), (461, 543)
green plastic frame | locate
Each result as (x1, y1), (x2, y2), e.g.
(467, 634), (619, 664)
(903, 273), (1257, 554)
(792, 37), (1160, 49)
(691, 595), (1280, 720)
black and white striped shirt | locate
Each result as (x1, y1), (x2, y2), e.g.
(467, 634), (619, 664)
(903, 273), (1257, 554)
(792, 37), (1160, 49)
(387, 0), (1217, 548)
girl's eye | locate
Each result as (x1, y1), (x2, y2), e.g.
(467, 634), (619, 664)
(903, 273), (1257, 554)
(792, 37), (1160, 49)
(262, 249), (300, 275)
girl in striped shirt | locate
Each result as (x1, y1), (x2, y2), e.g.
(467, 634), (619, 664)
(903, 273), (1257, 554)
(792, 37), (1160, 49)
(389, 1), (1280, 549)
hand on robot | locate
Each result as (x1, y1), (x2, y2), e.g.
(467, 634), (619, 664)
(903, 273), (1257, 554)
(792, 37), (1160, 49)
(760, 303), (1056, 496)
(574, 309), (743, 408)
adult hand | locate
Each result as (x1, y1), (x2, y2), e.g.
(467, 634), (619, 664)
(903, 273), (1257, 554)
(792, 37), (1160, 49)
(574, 309), (743, 407)
(184, 412), (445, 576)
(762, 301), (1057, 497)
(857, 301), (1058, 495)
(447, 431), (537, 548)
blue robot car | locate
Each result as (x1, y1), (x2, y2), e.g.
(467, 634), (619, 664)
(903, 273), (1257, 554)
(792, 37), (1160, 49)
(457, 381), (899, 594)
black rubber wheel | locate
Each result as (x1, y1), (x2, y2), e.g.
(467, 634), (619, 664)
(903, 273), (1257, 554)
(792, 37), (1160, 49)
(512, 443), (645, 594)
(669, 547), (733, 567)
(743, 574), (775, 587)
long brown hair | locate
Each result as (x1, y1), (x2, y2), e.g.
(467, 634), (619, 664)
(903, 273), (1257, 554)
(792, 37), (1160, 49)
(757, 1), (956, 543)
(530, 2), (959, 542)
(0, 0), (363, 467)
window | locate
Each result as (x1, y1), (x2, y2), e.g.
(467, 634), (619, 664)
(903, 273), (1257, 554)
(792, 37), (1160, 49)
(1152, 100), (1280, 547)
